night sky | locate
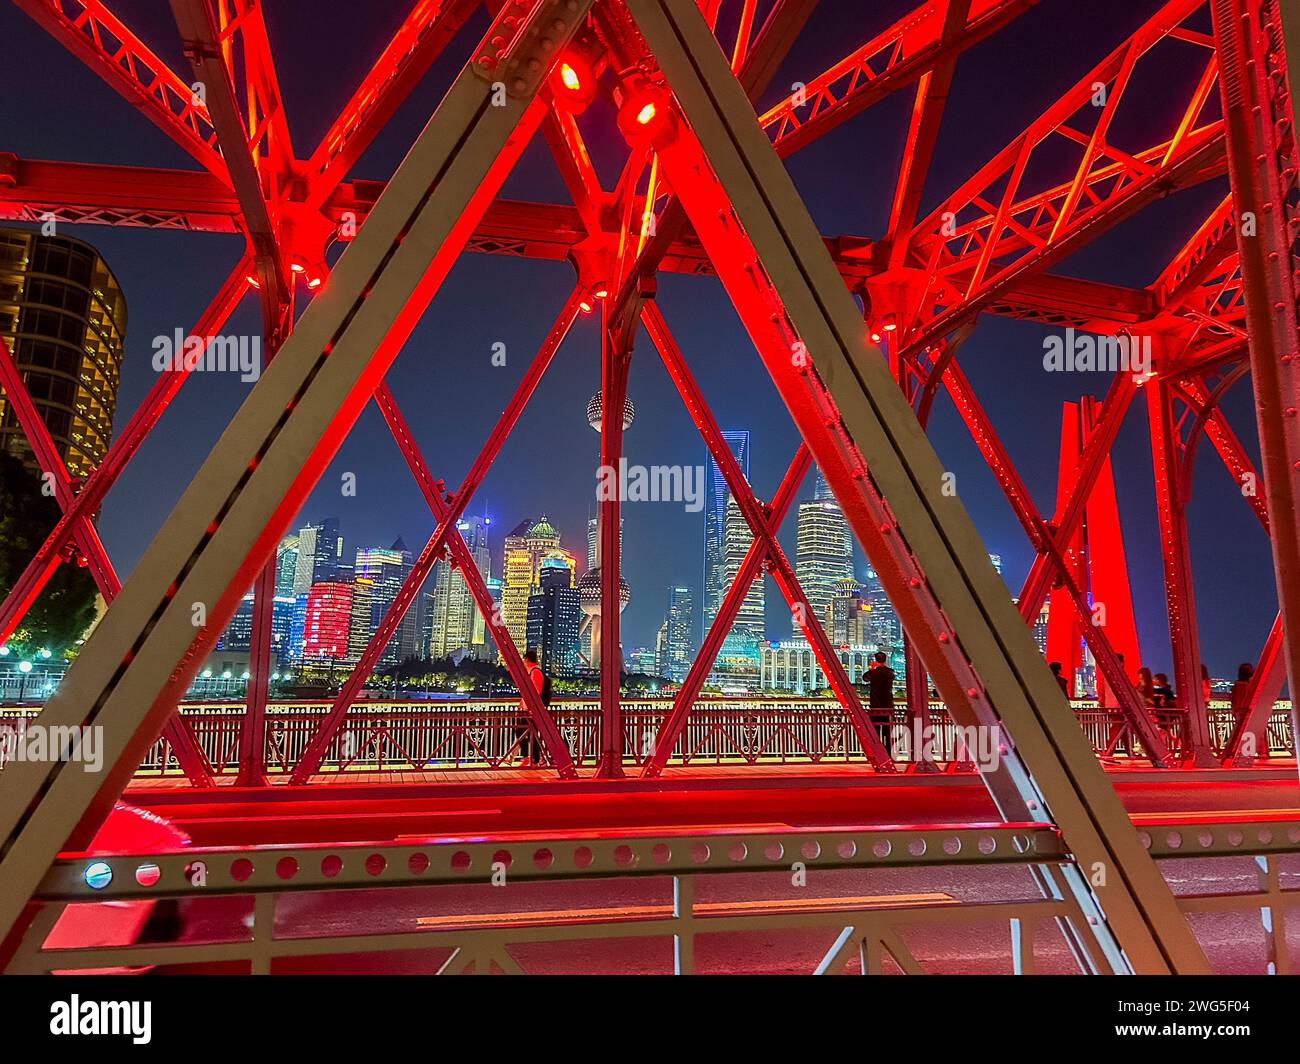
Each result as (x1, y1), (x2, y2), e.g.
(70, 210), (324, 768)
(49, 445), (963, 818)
(0, 0), (1279, 681)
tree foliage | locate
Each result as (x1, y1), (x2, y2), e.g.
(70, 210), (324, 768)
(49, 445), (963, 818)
(0, 452), (99, 655)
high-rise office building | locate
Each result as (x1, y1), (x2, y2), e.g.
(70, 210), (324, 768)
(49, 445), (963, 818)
(345, 577), (375, 664)
(525, 558), (580, 676)
(0, 226), (126, 477)
(862, 563), (903, 659)
(428, 516), (491, 660)
(825, 578), (871, 647)
(354, 538), (417, 665)
(216, 590), (295, 659)
(292, 517), (344, 592)
(722, 494), (765, 638)
(289, 592), (309, 661)
(703, 430), (750, 633)
(659, 585), (694, 682)
(795, 469), (854, 626)
(501, 516), (574, 660)
(301, 582), (353, 661)
(275, 535), (299, 596)
(1033, 600), (1050, 655)
(653, 622), (669, 677)
(712, 496), (764, 689)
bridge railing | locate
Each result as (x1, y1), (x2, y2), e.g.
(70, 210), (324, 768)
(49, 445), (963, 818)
(11, 697), (1281, 778)
(2, 697), (1292, 777)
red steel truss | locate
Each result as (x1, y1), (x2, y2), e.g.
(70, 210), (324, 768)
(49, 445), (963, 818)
(0, 1), (1292, 801)
(8, 0), (1300, 974)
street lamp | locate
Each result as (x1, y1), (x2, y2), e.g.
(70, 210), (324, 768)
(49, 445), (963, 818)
(17, 659), (33, 702)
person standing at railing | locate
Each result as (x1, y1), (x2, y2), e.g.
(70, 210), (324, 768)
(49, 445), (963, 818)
(1152, 673), (1175, 708)
(1136, 666), (1156, 706)
(1049, 661), (1071, 698)
(1230, 662), (1266, 759)
(517, 649), (550, 768)
(866, 651), (895, 747)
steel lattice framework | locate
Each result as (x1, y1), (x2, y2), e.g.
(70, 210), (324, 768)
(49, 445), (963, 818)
(0, 0), (1296, 974)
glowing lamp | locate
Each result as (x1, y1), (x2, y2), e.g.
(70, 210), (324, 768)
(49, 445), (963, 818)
(246, 273), (261, 290)
(617, 80), (674, 145)
(552, 54), (596, 113)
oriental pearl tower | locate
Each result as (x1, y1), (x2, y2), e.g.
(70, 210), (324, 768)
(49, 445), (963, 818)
(581, 392), (633, 668)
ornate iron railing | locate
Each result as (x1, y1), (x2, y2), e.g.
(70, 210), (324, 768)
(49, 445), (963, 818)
(3, 696), (1285, 777)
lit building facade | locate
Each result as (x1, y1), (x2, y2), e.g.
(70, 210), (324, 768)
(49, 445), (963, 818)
(795, 469), (854, 627)
(658, 584), (694, 682)
(525, 559), (580, 677)
(292, 517), (344, 592)
(703, 430), (750, 633)
(825, 578), (871, 646)
(427, 515), (491, 660)
(0, 226), (126, 477)
(354, 539), (417, 665)
(501, 516), (574, 661)
(760, 641), (876, 693)
(301, 582), (354, 661)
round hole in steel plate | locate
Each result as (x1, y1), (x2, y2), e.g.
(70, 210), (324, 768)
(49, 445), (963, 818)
(275, 857), (298, 880)
(764, 842), (784, 862)
(907, 838), (927, 858)
(492, 849), (514, 869)
(1164, 831), (1183, 851)
(651, 843), (671, 865)
(533, 848), (554, 870)
(321, 855), (343, 878)
(230, 858), (254, 882)
(728, 842), (748, 863)
(690, 842), (710, 864)
(614, 845), (636, 867)
(450, 851), (472, 873)
(800, 840), (821, 861)
(408, 853), (430, 875)
(574, 846), (594, 869)
(365, 853), (386, 876)
(837, 840), (857, 860)
(977, 836), (996, 856)
(872, 839), (892, 859)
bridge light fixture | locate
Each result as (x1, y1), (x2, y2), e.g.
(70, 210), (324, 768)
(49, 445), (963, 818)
(552, 54), (596, 113)
(617, 78), (674, 145)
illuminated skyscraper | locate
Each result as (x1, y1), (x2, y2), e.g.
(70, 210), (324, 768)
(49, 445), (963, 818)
(525, 558), (580, 676)
(722, 494), (764, 638)
(428, 515), (491, 659)
(301, 582), (353, 661)
(292, 517), (344, 592)
(275, 535), (299, 596)
(795, 469), (853, 626)
(712, 495), (764, 689)
(659, 585), (694, 682)
(345, 577), (375, 664)
(501, 516), (574, 661)
(703, 430), (750, 633)
(354, 539), (416, 665)
(0, 226), (126, 477)
(825, 578), (871, 647)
